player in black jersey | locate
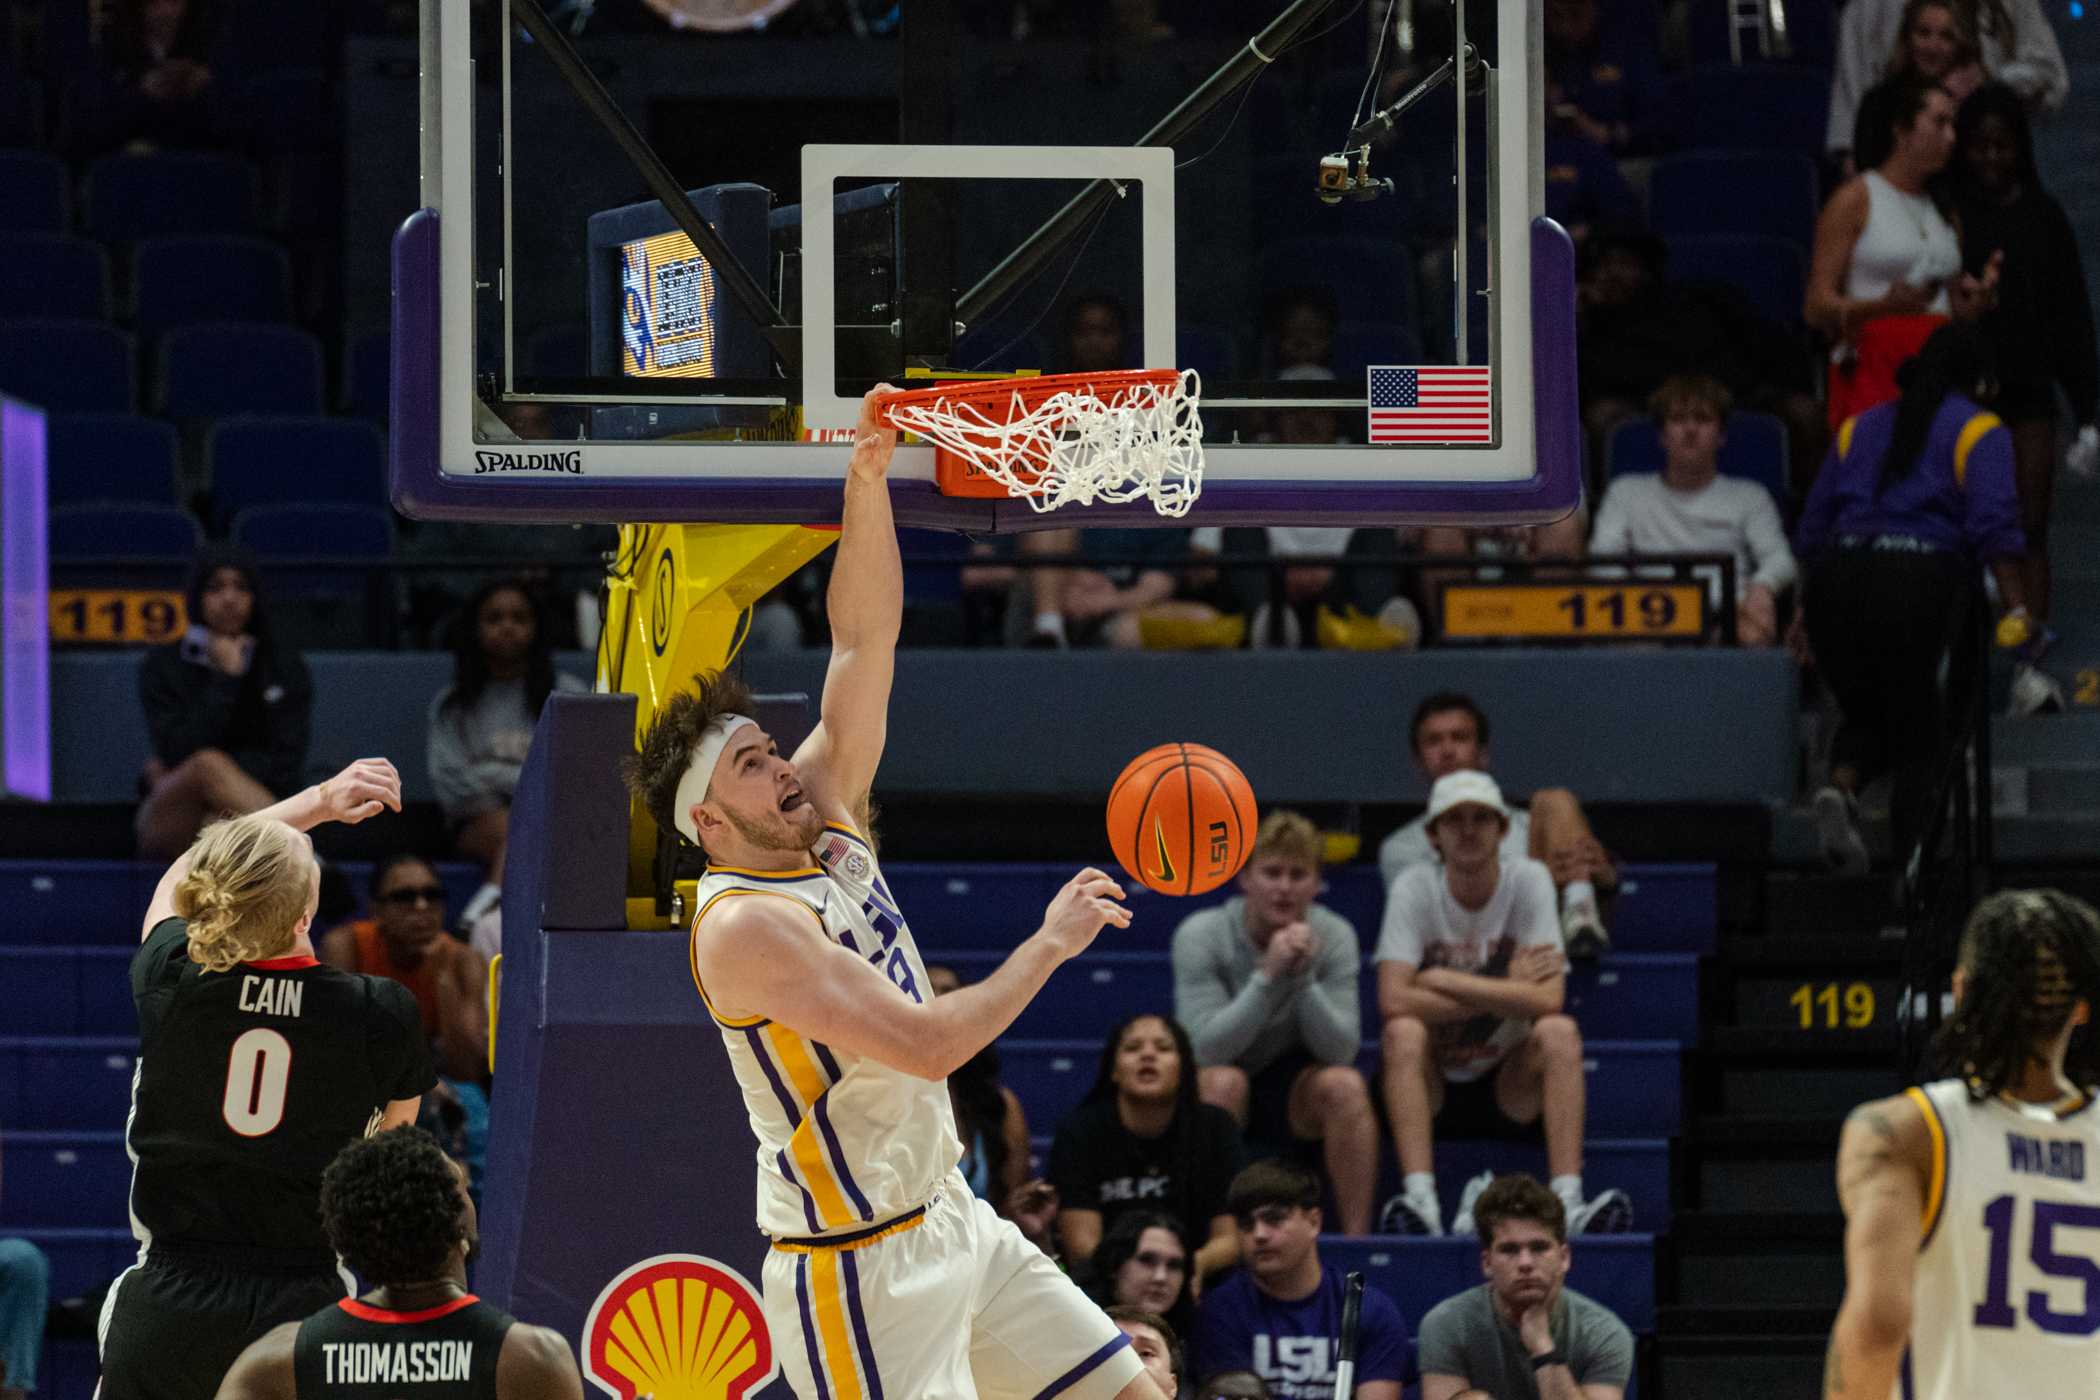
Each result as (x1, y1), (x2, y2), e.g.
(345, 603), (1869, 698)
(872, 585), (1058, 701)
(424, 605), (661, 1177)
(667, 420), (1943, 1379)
(215, 1127), (581, 1400)
(100, 757), (439, 1400)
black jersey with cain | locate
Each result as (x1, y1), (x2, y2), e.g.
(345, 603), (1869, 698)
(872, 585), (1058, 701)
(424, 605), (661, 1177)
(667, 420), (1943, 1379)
(128, 916), (436, 1259)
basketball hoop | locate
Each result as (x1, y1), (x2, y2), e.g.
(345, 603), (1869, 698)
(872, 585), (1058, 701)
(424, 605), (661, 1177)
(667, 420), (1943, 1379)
(876, 369), (1204, 517)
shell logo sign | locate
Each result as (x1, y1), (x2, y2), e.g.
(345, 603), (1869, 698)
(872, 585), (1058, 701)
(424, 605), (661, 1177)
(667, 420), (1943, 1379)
(583, 1254), (779, 1400)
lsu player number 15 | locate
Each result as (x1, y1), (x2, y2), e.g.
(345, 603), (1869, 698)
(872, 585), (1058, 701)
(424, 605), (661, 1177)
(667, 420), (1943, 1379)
(1825, 890), (2100, 1400)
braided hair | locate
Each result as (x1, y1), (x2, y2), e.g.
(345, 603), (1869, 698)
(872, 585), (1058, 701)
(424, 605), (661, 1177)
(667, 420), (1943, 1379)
(1932, 889), (2100, 1098)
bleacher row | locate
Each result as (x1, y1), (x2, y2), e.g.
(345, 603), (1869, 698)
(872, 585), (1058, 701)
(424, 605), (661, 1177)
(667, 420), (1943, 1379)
(4, 856), (1708, 1375)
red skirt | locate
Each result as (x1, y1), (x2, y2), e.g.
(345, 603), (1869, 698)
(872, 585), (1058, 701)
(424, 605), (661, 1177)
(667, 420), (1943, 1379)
(1827, 313), (1948, 430)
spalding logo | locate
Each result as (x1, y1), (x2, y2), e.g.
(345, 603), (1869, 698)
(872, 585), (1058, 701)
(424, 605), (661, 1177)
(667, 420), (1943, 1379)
(582, 1253), (777, 1400)
(472, 449), (583, 474)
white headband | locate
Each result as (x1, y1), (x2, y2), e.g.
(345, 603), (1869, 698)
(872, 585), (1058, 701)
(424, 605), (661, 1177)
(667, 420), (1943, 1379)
(672, 714), (759, 844)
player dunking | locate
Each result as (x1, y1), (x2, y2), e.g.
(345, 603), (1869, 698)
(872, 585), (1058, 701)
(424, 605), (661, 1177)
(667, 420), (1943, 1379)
(1825, 889), (2100, 1398)
(623, 390), (1165, 1400)
(100, 758), (437, 1400)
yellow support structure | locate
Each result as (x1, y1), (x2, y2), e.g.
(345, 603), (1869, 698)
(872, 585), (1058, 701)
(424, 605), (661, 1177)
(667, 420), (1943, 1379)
(599, 521), (838, 907)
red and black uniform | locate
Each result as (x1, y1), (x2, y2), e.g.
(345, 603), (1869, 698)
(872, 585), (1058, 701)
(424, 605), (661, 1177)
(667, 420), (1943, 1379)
(292, 1295), (515, 1399)
(98, 917), (435, 1400)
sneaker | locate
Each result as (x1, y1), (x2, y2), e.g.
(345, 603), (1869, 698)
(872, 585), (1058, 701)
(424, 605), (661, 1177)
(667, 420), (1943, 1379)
(1448, 1170), (1495, 1237)
(2009, 663), (2066, 717)
(1562, 900), (1609, 962)
(1565, 1188), (1635, 1236)
(1378, 1191), (1443, 1236)
(1813, 784), (1870, 875)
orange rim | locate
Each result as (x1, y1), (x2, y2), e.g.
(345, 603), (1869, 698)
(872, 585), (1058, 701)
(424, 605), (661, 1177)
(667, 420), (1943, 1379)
(874, 368), (1184, 422)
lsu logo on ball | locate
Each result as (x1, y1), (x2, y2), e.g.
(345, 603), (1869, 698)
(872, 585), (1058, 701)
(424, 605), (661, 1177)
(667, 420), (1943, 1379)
(583, 1254), (778, 1400)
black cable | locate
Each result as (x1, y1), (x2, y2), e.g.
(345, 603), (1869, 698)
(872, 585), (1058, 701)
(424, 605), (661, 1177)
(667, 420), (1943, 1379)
(965, 199), (1118, 371)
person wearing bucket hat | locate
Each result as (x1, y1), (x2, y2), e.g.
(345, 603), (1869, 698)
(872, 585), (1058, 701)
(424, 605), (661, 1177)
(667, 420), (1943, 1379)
(1373, 772), (1634, 1241)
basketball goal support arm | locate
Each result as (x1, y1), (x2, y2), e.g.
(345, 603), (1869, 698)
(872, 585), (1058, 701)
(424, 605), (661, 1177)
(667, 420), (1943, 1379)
(507, 0), (800, 374)
(954, 0), (1345, 330)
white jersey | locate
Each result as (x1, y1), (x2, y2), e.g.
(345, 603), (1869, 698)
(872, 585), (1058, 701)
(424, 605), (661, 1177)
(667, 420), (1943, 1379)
(691, 820), (962, 1241)
(1904, 1077), (2100, 1400)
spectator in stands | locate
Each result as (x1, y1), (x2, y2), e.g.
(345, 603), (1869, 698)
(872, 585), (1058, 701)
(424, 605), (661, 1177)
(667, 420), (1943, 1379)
(136, 545), (312, 860)
(1086, 1211), (1195, 1338)
(1542, 0), (1666, 159)
(1382, 694), (1615, 960)
(318, 854), (489, 1086)
(1953, 84), (2100, 655)
(1376, 771), (1633, 1238)
(0, 1138), (49, 1400)
(1059, 291), (1134, 375)
(426, 579), (585, 922)
(1194, 1161), (1411, 1400)
(1415, 1174), (1636, 1400)
(1588, 374), (1798, 646)
(1173, 809), (1378, 1234)
(1807, 74), (2001, 433)
(1542, 128), (1642, 248)
(1838, 0), (1984, 175)
(1795, 322), (2033, 872)
(924, 965), (1038, 1223)
(76, 0), (232, 154)
(1577, 231), (1823, 486)
(1108, 1307), (1185, 1399)
(1829, 0), (2066, 172)
(1048, 1012), (1244, 1290)
(1196, 1373), (1270, 1400)
(1263, 289), (1337, 377)
(1015, 525), (1218, 649)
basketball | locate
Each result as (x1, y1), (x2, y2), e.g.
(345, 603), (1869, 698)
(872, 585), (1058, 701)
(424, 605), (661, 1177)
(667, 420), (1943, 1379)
(1106, 742), (1260, 896)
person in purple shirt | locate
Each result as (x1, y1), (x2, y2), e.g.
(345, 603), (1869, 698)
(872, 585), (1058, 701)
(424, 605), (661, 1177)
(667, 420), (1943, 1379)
(1194, 1162), (1411, 1400)
(1544, 0), (1667, 158)
(1794, 322), (2034, 873)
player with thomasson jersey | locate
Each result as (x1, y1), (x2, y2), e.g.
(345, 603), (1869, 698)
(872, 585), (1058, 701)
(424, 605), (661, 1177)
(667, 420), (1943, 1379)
(627, 388), (1166, 1400)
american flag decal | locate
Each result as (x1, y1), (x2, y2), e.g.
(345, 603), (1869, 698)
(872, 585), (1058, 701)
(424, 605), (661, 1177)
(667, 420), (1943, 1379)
(1367, 365), (1494, 443)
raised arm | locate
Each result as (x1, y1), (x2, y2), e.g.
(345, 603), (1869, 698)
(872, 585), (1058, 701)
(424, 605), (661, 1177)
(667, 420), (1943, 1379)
(141, 757), (403, 939)
(794, 388), (902, 822)
(1823, 1092), (1932, 1399)
(699, 867), (1131, 1081)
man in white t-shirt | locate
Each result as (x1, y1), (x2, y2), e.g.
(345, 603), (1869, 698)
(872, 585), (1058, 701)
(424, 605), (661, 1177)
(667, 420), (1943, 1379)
(1375, 771), (1633, 1239)
(1379, 694), (1614, 960)
(1588, 374), (1796, 647)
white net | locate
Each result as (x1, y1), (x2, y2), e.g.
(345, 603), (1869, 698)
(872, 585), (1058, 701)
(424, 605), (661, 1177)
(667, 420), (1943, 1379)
(882, 370), (1205, 517)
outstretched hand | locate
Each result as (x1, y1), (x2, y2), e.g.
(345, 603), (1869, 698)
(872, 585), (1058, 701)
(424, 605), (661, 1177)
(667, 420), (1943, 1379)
(314, 758), (402, 826)
(849, 384), (900, 484)
(1039, 867), (1132, 959)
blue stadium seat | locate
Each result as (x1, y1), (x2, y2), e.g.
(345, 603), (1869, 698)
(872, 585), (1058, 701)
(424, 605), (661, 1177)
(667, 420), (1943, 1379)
(1606, 410), (1790, 505)
(1323, 1234), (1657, 1333)
(47, 504), (200, 560)
(0, 951), (135, 1035)
(1176, 325), (1240, 382)
(343, 328), (390, 419)
(0, 1038), (138, 1131)
(1002, 1036), (1679, 1139)
(1665, 232), (1807, 328)
(0, 860), (156, 945)
(231, 502), (395, 559)
(47, 413), (180, 506)
(1669, 66), (1829, 155)
(0, 318), (135, 412)
(16, 1228), (137, 1300)
(895, 861), (1719, 956)
(1649, 152), (1819, 256)
(132, 236), (293, 340)
(0, 1131), (131, 1227)
(0, 235), (111, 318)
(1332, 322), (1425, 382)
(0, 150), (67, 233)
(1259, 237), (1416, 330)
(157, 324), (324, 418)
(207, 417), (386, 517)
(83, 152), (259, 241)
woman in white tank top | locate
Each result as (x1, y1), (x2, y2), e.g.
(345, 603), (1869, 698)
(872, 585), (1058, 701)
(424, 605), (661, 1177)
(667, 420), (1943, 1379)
(1807, 74), (2000, 428)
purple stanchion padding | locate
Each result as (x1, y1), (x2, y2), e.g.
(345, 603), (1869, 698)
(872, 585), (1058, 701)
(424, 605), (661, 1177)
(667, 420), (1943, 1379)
(390, 211), (1583, 531)
(1, 395), (50, 799)
(475, 692), (796, 1395)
